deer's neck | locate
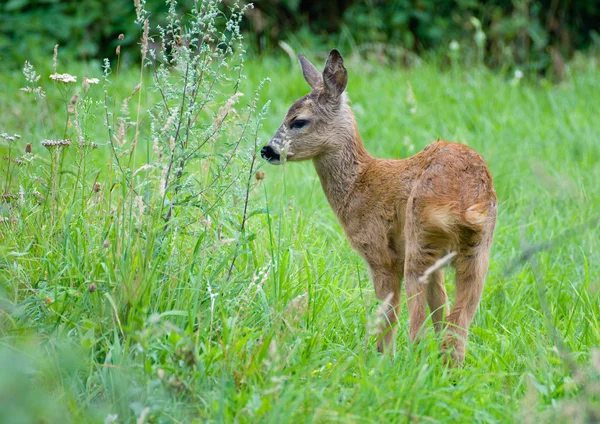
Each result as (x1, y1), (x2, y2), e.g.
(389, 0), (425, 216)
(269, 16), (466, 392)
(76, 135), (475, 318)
(313, 110), (372, 216)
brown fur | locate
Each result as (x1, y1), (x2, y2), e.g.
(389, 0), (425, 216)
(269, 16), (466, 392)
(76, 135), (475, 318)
(263, 50), (497, 366)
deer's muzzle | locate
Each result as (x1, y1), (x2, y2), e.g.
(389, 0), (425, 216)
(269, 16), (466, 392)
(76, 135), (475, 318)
(261, 145), (281, 164)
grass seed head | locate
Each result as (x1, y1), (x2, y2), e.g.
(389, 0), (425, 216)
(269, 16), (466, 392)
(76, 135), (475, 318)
(141, 19), (149, 61)
(53, 44), (58, 72)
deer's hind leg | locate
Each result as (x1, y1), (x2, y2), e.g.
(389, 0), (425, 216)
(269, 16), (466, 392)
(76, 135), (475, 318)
(426, 269), (448, 334)
(404, 242), (448, 342)
(403, 211), (450, 342)
(441, 227), (494, 366)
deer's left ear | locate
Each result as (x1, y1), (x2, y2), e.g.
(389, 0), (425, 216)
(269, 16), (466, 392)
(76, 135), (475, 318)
(322, 49), (347, 99)
(299, 54), (323, 90)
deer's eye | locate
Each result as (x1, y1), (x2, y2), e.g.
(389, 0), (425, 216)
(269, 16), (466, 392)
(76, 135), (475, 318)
(290, 119), (308, 129)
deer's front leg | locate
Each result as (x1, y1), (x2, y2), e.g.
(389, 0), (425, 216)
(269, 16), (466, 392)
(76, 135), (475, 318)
(369, 264), (402, 353)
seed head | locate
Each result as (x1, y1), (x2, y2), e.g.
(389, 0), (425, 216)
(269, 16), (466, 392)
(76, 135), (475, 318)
(116, 45), (121, 56)
(141, 19), (149, 61)
(118, 33), (125, 41)
(89, 283), (97, 293)
(255, 171), (264, 181)
(41, 139), (72, 150)
(25, 143), (32, 153)
(2, 193), (17, 203)
(0, 216), (18, 224)
(1, 133), (21, 142)
(70, 94), (78, 105)
(53, 44), (58, 72)
(103, 239), (110, 248)
(92, 182), (101, 192)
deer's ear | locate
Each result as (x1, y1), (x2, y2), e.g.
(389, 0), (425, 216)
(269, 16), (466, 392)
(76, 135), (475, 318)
(322, 49), (347, 99)
(298, 54), (323, 90)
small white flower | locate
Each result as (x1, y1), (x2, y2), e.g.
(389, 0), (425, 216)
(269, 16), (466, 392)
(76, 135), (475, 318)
(50, 73), (77, 83)
(514, 70), (524, 80)
(82, 77), (99, 93)
(1, 133), (21, 142)
(449, 40), (460, 52)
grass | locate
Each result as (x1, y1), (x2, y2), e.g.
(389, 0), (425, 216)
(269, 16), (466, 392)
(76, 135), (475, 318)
(1, 50), (599, 423)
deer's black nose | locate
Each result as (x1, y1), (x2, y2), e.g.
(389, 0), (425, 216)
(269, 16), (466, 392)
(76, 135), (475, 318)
(261, 145), (280, 162)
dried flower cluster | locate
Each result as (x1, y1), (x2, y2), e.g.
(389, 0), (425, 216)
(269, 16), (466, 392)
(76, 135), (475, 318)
(1, 133), (21, 142)
(41, 139), (72, 149)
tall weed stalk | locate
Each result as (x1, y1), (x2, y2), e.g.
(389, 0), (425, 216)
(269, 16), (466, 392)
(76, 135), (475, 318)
(0, 1), (269, 420)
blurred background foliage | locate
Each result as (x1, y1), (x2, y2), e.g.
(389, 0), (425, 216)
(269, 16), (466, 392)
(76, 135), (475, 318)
(1, 0), (599, 73)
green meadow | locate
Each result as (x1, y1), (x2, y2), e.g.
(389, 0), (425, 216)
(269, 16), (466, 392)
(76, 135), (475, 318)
(1, 48), (599, 422)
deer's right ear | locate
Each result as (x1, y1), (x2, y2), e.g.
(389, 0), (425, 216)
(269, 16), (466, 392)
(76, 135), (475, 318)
(298, 54), (323, 90)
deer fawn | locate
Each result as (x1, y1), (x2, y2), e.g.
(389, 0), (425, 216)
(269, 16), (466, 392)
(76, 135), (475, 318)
(261, 50), (497, 366)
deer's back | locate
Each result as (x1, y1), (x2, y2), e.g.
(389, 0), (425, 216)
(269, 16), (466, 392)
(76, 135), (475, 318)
(407, 141), (497, 248)
(341, 140), (496, 263)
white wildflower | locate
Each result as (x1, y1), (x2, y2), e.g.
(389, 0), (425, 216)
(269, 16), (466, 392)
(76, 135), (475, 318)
(82, 77), (99, 93)
(50, 73), (77, 83)
(1, 133), (21, 142)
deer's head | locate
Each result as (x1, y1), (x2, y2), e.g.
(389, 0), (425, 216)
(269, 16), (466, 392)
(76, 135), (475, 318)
(261, 49), (350, 165)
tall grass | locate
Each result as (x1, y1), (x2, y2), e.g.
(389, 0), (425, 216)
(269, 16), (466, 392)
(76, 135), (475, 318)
(1, 2), (600, 422)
